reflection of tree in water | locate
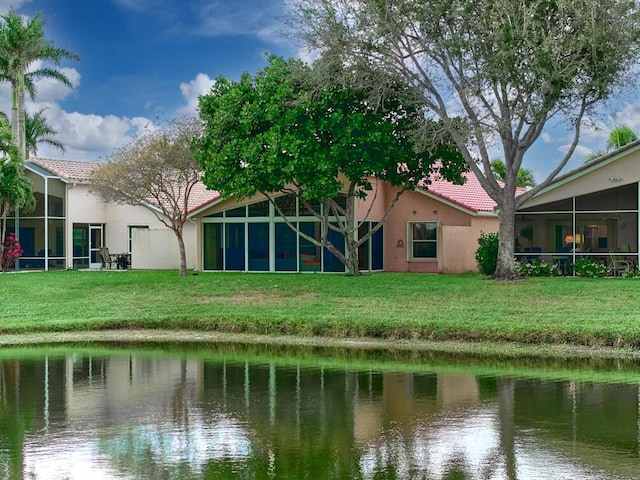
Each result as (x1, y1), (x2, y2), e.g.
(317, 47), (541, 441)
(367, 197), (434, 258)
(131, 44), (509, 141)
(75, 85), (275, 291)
(0, 361), (39, 480)
(441, 452), (472, 480)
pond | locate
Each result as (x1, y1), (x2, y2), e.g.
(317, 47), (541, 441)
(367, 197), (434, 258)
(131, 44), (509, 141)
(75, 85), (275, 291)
(1, 341), (639, 479)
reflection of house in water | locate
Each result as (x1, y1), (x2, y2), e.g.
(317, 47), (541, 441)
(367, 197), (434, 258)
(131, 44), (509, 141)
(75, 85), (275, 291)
(1, 355), (640, 479)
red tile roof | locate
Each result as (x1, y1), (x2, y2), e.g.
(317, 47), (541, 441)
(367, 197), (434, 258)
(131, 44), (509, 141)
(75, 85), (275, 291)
(28, 158), (101, 182)
(187, 181), (221, 213)
(27, 158), (513, 215)
(420, 171), (526, 213)
(27, 158), (220, 213)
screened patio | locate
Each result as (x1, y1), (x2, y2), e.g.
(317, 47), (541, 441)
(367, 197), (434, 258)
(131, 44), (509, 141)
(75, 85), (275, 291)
(515, 182), (639, 271)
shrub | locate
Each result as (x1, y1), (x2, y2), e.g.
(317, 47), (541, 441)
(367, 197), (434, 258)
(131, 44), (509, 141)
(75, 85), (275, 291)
(1, 233), (23, 272)
(572, 258), (607, 277)
(475, 231), (499, 276)
(517, 259), (559, 277)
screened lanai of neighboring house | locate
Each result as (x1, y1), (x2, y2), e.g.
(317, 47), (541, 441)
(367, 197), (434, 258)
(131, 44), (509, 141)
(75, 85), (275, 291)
(7, 161), (68, 270)
(515, 141), (640, 270)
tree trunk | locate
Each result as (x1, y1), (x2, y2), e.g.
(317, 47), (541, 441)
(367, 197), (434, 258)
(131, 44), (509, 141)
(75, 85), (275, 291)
(18, 88), (25, 163)
(494, 200), (518, 280)
(175, 227), (188, 276)
(344, 236), (360, 276)
(343, 195), (361, 276)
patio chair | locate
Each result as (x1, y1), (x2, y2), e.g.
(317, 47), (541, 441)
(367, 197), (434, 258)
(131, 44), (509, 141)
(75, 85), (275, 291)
(607, 251), (632, 276)
(99, 247), (114, 269)
(525, 246), (542, 262)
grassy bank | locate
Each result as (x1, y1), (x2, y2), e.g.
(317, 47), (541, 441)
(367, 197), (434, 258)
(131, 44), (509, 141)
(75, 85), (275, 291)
(2, 270), (640, 349)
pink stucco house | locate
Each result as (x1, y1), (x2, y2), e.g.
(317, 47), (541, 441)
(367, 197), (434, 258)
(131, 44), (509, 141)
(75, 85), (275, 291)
(188, 172), (501, 274)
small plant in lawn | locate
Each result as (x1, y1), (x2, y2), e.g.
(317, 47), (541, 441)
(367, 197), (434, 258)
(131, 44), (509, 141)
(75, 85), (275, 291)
(572, 258), (607, 277)
(475, 231), (499, 276)
(1, 232), (23, 272)
(517, 259), (559, 277)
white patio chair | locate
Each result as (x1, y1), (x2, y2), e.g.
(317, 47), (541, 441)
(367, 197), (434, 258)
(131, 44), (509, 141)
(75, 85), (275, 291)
(608, 251), (633, 276)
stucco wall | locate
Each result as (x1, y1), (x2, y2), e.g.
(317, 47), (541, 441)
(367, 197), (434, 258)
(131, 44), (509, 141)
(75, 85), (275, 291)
(131, 225), (197, 270)
(522, 148), (640, 208)
(66, 184), (197, 270)
(382, 186), (498, 273)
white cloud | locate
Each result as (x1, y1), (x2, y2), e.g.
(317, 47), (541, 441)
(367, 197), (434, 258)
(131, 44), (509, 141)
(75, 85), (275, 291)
(297, 45), (319, 65)
(196, 1), (285, 40)
(177, 73), (215, 115)
(26, 100), (154, 161)
(0, 1), (31, 14)
(32, 66), (81, 103)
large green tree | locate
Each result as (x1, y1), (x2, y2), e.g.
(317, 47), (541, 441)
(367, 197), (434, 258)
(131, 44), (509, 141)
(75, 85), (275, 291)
(0, 10), (78, 162)
(195, 56), (465, 276)
(90, 116), (203, 277)
(291, 0), (640, 279)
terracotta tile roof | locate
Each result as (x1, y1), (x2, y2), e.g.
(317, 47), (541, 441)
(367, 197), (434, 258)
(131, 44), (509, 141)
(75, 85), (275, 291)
(28, 157), (220, 213)
(187, 181), (220, 213)
(420, 171), (526, 213)
(28, 157), (101, 182)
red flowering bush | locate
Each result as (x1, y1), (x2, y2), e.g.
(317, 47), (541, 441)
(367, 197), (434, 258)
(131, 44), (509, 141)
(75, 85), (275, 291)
(1, 233), (23, 272)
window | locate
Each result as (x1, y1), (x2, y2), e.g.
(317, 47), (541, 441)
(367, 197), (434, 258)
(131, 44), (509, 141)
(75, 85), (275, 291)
(409, 222), (437, 259)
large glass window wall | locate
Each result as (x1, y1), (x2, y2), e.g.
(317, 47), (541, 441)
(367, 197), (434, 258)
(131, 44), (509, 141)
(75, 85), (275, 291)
(202, 196), (384, 273)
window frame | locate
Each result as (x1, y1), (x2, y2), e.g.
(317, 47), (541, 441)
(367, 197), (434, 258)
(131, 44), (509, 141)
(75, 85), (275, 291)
(407, 221), (438, 261)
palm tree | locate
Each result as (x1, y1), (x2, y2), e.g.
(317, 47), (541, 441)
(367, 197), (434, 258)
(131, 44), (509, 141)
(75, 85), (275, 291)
(0, 116), (34, 245)
(24, 109), (65, 159)
(584, 125), (638, 164)
(490, 159), (536, 188)
(0, 10), (78, 161)
(607, 125), (638, 150)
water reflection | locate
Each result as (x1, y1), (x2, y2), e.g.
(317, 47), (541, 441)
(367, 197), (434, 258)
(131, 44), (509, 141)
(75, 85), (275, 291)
(0, 344), (638, 479)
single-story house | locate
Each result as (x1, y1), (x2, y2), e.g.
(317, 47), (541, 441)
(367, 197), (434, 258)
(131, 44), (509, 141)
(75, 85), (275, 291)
(8, 158), (507, 274)
(8, 158), (217, 271)
(188, 172), (502, 274)
(515, 140), (640, 269)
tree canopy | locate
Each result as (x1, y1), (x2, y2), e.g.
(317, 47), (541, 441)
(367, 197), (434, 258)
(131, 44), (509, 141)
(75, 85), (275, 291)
(195, 56), (465, 275)
(90, 116), (203, 276)
(290, 0), (640, 278)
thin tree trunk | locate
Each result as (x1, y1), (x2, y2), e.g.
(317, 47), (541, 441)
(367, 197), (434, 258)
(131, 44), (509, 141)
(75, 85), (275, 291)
(17, 88), (25, 163)
(175, 227), (188, 276)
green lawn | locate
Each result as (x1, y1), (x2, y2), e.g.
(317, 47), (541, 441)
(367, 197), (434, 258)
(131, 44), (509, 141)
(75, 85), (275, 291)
(2, 270), (640, 349)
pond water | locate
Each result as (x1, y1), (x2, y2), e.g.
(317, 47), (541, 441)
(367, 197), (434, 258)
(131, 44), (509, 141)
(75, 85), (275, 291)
(0, 342), (639, 479)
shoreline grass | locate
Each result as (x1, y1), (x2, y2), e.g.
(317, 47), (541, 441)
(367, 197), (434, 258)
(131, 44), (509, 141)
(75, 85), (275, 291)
(2, 270), (640, 353)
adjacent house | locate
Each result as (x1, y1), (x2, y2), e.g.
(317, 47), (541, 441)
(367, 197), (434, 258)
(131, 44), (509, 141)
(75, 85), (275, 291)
(9, 158), (216, 271)
(188, 172), (501, 274)
(515, 140), (640, 268)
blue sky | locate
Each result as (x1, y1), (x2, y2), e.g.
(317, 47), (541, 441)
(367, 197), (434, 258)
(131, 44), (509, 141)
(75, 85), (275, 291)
(4, 0), (640, 182)
(4, 0), (295, 161)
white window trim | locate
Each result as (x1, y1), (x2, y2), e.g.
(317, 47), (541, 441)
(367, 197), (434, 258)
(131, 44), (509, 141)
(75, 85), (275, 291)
(407, 221), (439, 262)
